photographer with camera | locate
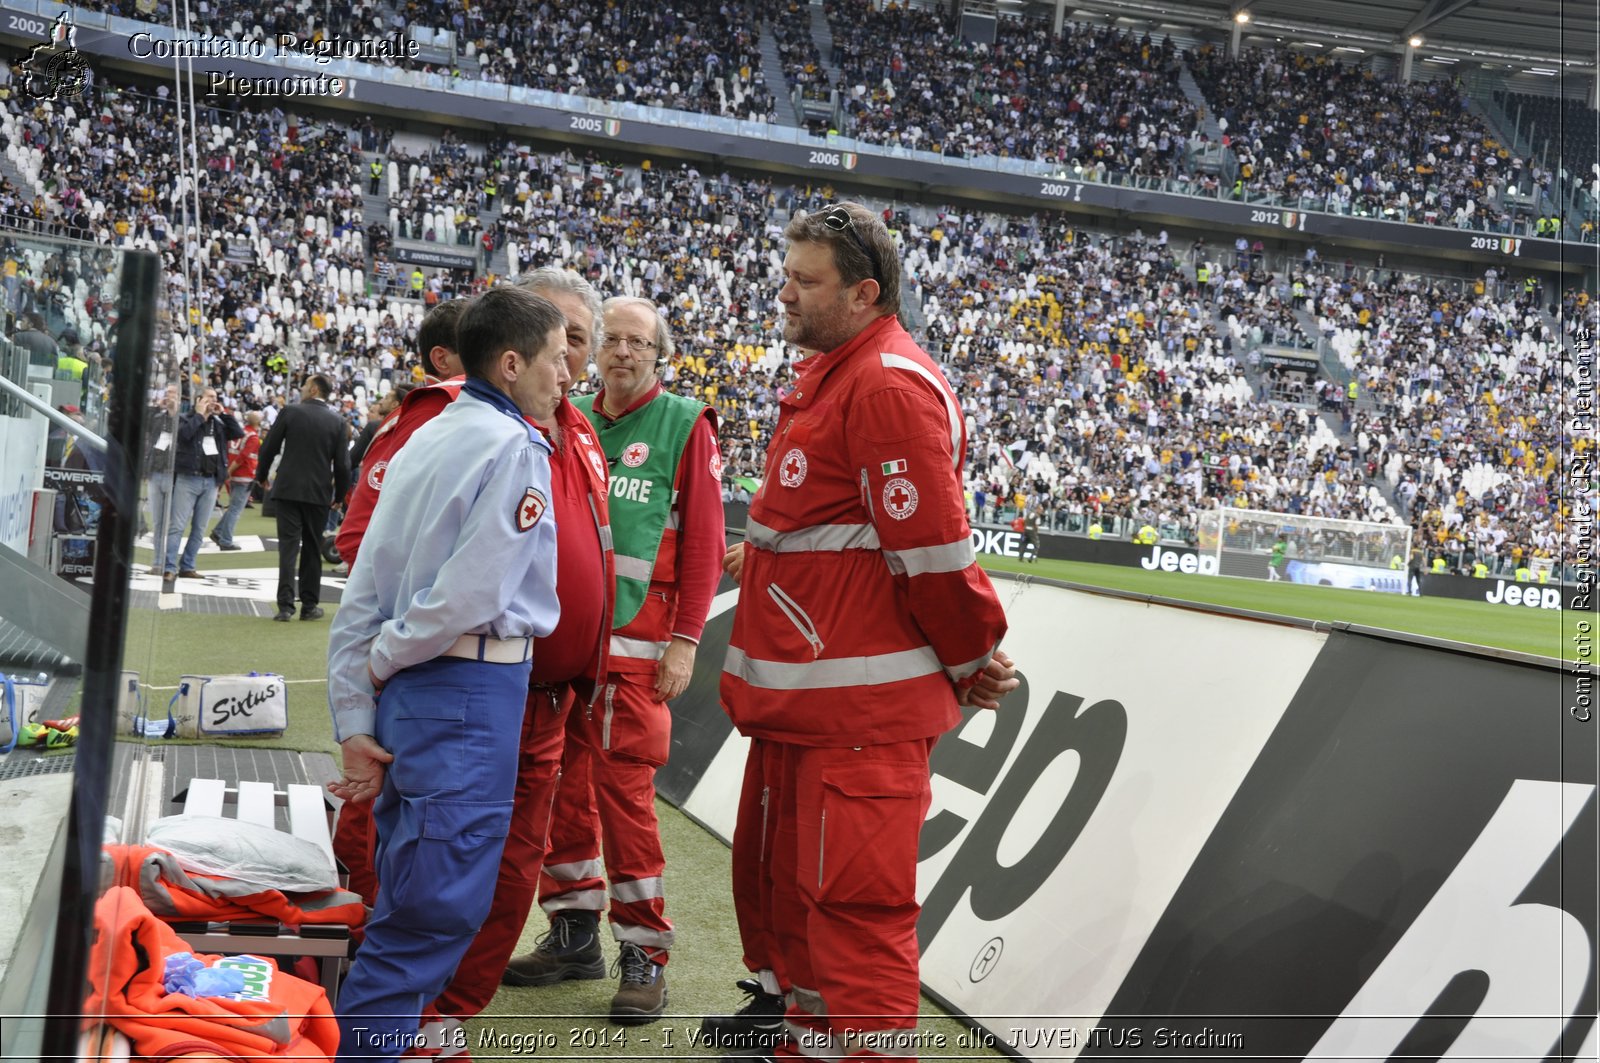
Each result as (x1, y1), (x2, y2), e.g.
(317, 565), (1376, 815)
(161, 385), (242, 592)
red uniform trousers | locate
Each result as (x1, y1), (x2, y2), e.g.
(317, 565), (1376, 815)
(537, 672), (674, 956)
(733, 737), (935, 1062)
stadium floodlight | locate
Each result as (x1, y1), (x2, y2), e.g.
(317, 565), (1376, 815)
(1197, 507), (1414, 596)
(1234, 10), (1251, 23)
(1408, 35), (1424, 48)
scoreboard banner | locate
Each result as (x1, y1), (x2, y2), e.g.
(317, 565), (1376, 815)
(666, 574), (1596, 1060)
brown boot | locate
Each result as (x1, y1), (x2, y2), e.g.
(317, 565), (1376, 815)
(608, 943), (667, 1025)
(501, 912), (604, 987)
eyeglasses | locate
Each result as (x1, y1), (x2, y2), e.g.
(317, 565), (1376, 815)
(821, 205), (884, 289)
(600, 336), (658, 352)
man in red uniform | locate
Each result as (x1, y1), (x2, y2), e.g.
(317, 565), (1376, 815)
(409, 269), (616, 1056)
(503, 297), (725, 1025)
(330, 298), (469, 904)
(712, 202), (1018, 1062)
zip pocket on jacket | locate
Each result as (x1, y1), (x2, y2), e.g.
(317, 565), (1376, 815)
(767, 584), (824, 658)
(602, 683), (616, 750)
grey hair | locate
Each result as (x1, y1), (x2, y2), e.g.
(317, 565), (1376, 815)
(515, 267), (605, 355)
(602, 295), (675, 366)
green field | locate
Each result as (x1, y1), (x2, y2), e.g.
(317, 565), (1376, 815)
(982, 555), (1584, 662)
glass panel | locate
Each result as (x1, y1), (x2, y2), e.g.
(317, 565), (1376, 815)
(0, 238), (157, 1060)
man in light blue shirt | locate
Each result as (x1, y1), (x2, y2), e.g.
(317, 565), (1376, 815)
(326, 286), (570, 1061)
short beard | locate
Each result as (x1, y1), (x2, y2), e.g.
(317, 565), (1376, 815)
(785, 291), (857, 353)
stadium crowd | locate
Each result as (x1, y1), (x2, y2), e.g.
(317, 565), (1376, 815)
(1189, 44), (1558, 232)
(3, 60), (1588, 578)
(65, 0), (1582, 236)
(824, 4), (1199, 171)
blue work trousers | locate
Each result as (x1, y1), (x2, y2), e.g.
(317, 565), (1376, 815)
(336, 655), (531, 1061)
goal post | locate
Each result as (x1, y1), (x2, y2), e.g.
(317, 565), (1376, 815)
(1196, 506), (1414, 595)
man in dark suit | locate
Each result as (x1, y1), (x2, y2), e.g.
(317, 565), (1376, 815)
(255, 374), (352, 622)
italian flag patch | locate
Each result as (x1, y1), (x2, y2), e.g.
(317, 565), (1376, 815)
(881, 459), (907, 475)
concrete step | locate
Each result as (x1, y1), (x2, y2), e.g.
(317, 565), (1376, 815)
(1177, 61), (1224, 142)
(759, 27), (803, 128)
(809, 1), (844, 88)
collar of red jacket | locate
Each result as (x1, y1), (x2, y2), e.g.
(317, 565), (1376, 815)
(784, 313), (901, 410)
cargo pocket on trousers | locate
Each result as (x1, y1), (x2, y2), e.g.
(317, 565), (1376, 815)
(809, 763), (929, 908)
(387, 797), (513, 937)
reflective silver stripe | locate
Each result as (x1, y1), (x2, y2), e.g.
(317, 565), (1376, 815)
(882, 537), (977, 577)
(610, 876), (665, 903)
(610, 635), (669, 659)
(944, 644), (997, 684)
(597, 523), (614, 552)
(747, 518), (881, 553)
(614, 554), (654, 581)
(723, 646), (942, 690)
(666, 509), (681, 531)
(790, 985), (827, 1016)
(881, 351), (961, 466)
(612, 922), (676, 949)
(541, 889), (606, 913)
(544, 858), (604, 882)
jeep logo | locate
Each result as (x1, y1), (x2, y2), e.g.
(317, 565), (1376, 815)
(1139, 545), (1219, 575)
(1483, 580), (1562, 610)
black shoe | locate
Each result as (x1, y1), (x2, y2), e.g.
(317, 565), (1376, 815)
(300, 606), (326, 620)
(502, 912), (605, 987)
(273, 609), (294, 622)
(700, 978), (787, 1050)
(216, 540), (242, 551)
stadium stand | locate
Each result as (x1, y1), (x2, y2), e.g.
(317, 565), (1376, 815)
(1, 42), (1588, 580)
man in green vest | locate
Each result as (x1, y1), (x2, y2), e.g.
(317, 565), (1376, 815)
(505, 297), (725, 1024)
(1471, 559), (1489, 578)
(1515, 564), (1533, 582)
(1088, 521), (1103, 540)
(1431, 555), (1448, 574)
(410, 268), (426, 295)
(369, 157), (384, 194)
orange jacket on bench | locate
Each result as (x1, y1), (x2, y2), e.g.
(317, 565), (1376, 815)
(105, 844), (366, 928)
(84, 886), (339, 1062)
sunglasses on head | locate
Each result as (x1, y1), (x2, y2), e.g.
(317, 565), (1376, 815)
(821, 206), (884, 290)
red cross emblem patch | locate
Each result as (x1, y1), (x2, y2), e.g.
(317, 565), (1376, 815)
(516, 488), (547, 531)
(709, 449), (724, 482)
(621, 441), (650, 468)
(779, 448), (807, 488)
(882, 477), (918, 520)
(366, 460), (388, 491)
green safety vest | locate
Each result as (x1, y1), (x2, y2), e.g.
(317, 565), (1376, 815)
(1472, 562), (1488, 578)
(1515, 566), (1532, 582)
(1088, 523), (1102, 540)
(1292, 281), (1304, 298)
(1536, 218), (1548, 235)
(1389, 554), (1403, 570)
(55, 354), (87, 380)
(1347, 380), (1358, 400)
(574, 391), (709, 628)
(1431, 558), (1447, 573)
(371, 160), (383, 177)
(1196, 266), (1210, 283)
(410, 270), (425, 290)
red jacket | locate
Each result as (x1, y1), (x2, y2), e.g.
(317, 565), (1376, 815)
(85, 886), (339, 1062)
(226, 427), (260, 482)
(336, 378), (464, 566)
(721, 315), (1006, 746)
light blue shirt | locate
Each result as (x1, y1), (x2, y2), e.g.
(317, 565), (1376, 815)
(327, 383), (559, 741)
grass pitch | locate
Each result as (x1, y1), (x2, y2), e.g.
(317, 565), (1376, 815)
(982, 555), (1582, 662)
